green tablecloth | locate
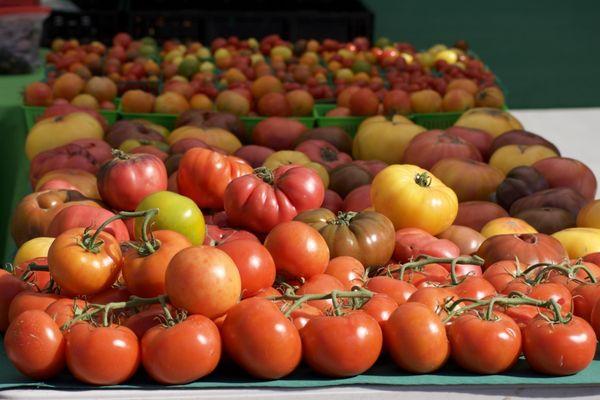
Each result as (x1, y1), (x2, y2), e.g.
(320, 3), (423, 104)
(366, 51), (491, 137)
(0, 69), (43, 264)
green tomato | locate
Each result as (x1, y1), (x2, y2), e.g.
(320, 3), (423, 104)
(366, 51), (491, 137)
(135, 191), (205, 245)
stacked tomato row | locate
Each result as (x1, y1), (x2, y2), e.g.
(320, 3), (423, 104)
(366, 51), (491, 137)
(5, 101), (600, 385)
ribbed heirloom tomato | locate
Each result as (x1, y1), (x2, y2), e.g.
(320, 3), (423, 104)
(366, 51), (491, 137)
(371, 165), (458, 235)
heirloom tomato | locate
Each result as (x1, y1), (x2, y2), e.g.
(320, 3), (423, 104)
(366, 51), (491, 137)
(553, 227), (600, 259)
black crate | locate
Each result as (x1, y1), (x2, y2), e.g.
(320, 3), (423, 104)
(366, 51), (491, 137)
(129, 11), (204, 42)
(41, 10), (124, 45)
(288, 11), (373, 41)
(204, 11), (291, 42)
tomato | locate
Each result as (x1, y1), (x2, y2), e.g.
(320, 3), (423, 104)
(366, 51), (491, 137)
(328, 162), (372, 198)
(296, 274), (346, 312)
(124, 304), (168, 339)
(399, 263), (450, 287)
(165, 246), (241, 318)
(97, 151), (167, 211)
(438, 225), (485, 255)
(325, 256), (365, 290)
(36, 169), (100, 199)
(408, 287), (456, 318)
(578, 199), (600, 228)
(529, 283), (572, 315)
(571, 284), (600, 321)
(123, 230), (191, 297)
(547, 261), (600, 291)
(221, 298), (302, 379)
(451, 276), (497, 300)
(135, 191), (206, 245)
(204, 225), (258, 246)
(448, 311), (521, 374)
(89, 286), (131, 304)
(384, 302), (449, 373)
(217, 240), (276, 298)
(8, 292), (61, 324)
(482, 260), (522, 293)
(225, 165), (325, 233)
(495, 165), (549, 210)
(300, 311), (382, 377)
(477, 233), (568, 269)
(65, 323), (140, 385)
(510, 188), (587, 219)
(264, 221), (330, 280)
(360, 293), (398, 329)
(515, 207), (575, 235)
(393, 227), (459, 262)
(553, 227), (600, 258)
(48, 204), (130, 242)
(0, 270), (31, 331)
(489, 144), (558, 175)
(13, 237), (54, 265)
(533, 157), (596, 201)
(480, 217), (537, 238)
(290, 303), (324, 330)
(48, 227), (123, 296)
(141, 314), (221, 384)
(295, 139), (352, 170)
(489, 129), (559, 155)
(454, 201), (508, 231)
(342, 184), (372, 212)
(4, 310), (65, 379)
(402, 130), (483, 170)
(371, 165), (458, 235)
(45, 298), (87, 328)
(14, 257), (51, 289)
(294, 126), (353, 154)
(365, 276), (417, 306)
(177, 148), (253, 209)
(295, 209), (395, 268)
(322, 189), (344, 213)
(432, 158), (504, 202)
(262, 150), (330, 188)
(523, 315), (596, 375)
(168, 126), (241, 154)
(11, 189), (98, 246)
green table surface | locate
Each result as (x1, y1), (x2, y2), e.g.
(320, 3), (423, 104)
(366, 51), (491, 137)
(0, 344), (599, 390)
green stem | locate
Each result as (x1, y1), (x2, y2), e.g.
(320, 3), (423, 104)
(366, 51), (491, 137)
(269, 287), (374, 318)
(390, 255), (484, 285)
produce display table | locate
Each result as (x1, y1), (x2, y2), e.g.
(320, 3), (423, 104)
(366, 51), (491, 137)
(0, 106), (600, 399)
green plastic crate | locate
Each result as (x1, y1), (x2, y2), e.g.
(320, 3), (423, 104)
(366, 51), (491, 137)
(409, 111), (463, 129)
(314, 104), (366, 137)
(118, 111), (178, 130)
(240, 116), (316, 140)
(22, 104), (119, 131)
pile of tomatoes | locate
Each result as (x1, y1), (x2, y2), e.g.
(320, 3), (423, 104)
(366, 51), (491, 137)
(6, 100), (600, 385)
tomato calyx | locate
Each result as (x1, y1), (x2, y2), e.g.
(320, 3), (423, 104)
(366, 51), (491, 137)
(253, 166), (275, 185)
(444, 291), (571, 324)
(414, 172), (432, 188)
(269, 286), (374, 317)
(111, 148), (131, 160)
(328, 211), (358, 226)
(319, 146), (339, 162)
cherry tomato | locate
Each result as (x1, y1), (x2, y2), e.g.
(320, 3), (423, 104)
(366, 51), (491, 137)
(8, 291), (61, 324)
(365, 276), (417, 306)
(221, 297), (301, 379)
(141, 314), (221, 384)
(123, 230), (191, 297)
(300, 311), (382, 377)
(217, 240), (276, 298)
(384, 302), (449, 373)
(297, 274), (346, 312)
(165, 246), (241, 319)
(48, 227), (123, 296)
(0, 270), (31, 331)
(523, 315), (596, 375)
(264, 221), (330, 280)
(4, 310), (65, 379)
(325, 256), (365, 290)
(448, 311), (521, 374)
(65, 323), (140, 385)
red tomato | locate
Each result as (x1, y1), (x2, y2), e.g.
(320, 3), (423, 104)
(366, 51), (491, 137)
(365, 276), (417, 305)
(300, 311), (382, 377)
(8, 292), (61, 324)
(448, 311), (521, 374)
(384, 302), (449, 373)
(296, 274), (346, 312)
(361, 293), (398, 329)
(97, 152), (167, 211)
(217, 240), (276, 298)
(290, 303), (323, 330)
(408, 287), (456, 318)
(4, 310), (65, 379)
(547, 261), (600, 292)
(451, 276), (497, 300)
(322, 189), (343, 213)
(165, 246), (241, 319)
(221, 298), (302, 379)
(342, 184), (372, 212)
(48, 227), (123, 296)
(89, 286), (131, 304)
(124, 304), (169, 339)
(482, 260), (522, 293)
(224, 165), (325, 233)
(264, 221), (330, 280)
(295, 139), (352, 170)
(0, 270), (31, 331)
(65, 323), (140, 385)
(123, 230), (191, 297)
(325, 256), (365, 290)
(47, 205), (130, 242)
(14, 257), (51, 290)
(177, 148), (252, 209)
(141, 314), (221, 384)
(45, 298), (87, 328)
(398, 263), (449, 287)
(523, 315), (596, 375)
(203, 225), (259, 246)
(529, 282), (572, 316)
(571, 283), (600, 321)
(505, 304), (540, 332)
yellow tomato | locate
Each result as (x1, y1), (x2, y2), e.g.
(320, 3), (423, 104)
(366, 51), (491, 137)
(13, 237), (55, 265)
(480, 217), (537, 238)
(489, 145), (558, 174)
(35, 169), (100, 199)
(25, 112), (104, 160)
(371, 165), (458, 235)
(358, 114), (413, 130)
(454, 108), (523, 137)
(353, 120), (426, 164)
(552, 227), (600, 258)
(577, 200), (600, 228)
(263, 150), (329, 188)
(167, 126), (241, 154)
